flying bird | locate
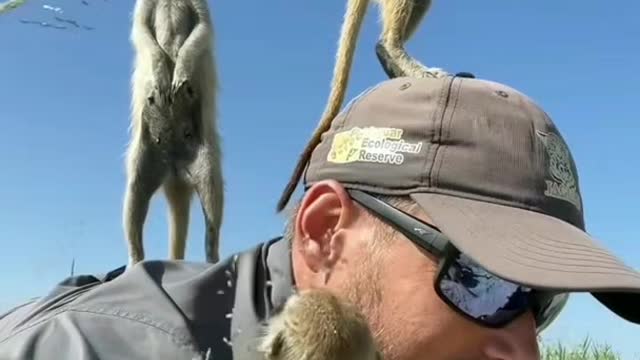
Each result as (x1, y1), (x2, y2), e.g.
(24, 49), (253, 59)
(0, 0), (28, 15)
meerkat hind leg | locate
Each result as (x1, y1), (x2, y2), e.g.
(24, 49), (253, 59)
(190, 149), (223, 264)
(164, 176), (193, 260)
(123, 144), (168, 267)
(376, 0), (446, 79)
(403, 0), (431, 40)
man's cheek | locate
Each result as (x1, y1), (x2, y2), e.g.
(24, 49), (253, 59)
(482, 313), (540, 360)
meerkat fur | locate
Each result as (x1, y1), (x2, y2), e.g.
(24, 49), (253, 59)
(124, 0), (223, 268)
(276, 0), (448, 211)
(259, 289), (383, 360)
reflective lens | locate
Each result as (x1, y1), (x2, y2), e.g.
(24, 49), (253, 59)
(346, 189), (568, 330)
(437, 251), (567, 329)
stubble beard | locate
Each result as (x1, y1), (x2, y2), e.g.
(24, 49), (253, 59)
(340, 247), (400, 360)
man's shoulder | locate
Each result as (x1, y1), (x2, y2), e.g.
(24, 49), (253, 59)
(0, 238), (280, 360)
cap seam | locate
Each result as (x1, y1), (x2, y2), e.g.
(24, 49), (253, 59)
(434, 77), (463, 188)
(425, 76), (455, 188)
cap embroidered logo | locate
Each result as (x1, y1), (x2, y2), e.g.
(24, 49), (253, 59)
(327, 126), (423, 166)
(536, 130), (582, 211)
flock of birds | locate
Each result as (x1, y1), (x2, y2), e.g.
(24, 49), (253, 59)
(0, 0), (108, 31)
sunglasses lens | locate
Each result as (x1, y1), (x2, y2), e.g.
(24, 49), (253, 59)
(439, 252), (534, 327)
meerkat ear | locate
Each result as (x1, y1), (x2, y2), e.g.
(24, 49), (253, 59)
(260, 330), (285, 360)
(269, 332), (285, 358)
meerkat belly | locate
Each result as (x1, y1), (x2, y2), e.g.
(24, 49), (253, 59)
(168, 146), (197, 165)
(153, 0), (197, 61)
(167, 155), (196, 182)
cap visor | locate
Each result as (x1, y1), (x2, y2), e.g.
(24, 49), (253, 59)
(411, 193), (640, 324)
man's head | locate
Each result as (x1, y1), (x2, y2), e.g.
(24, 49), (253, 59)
(287, 181), (543, 360)
(281, 75), (640, 360)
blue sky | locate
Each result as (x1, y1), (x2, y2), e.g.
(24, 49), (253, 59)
(1, 0), (639, 357)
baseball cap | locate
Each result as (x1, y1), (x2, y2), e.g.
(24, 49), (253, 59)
(301, 74), (640, 325)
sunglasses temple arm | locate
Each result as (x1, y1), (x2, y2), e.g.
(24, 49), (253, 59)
(401, 223), (449, 258)
(348, 189), (450, 258)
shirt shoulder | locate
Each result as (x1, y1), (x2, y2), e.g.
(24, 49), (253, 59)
(0, 256), (240, 360)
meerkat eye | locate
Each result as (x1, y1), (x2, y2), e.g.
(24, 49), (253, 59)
(184, 130), (192, 139)
(155, 137), (161, 144)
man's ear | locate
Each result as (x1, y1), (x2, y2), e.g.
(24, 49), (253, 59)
(293, 180), (356, 274)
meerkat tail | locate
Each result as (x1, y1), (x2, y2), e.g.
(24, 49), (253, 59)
(276, 0), (370, 212)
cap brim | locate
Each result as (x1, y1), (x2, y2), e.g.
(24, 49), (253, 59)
(411, 193), (640, 325)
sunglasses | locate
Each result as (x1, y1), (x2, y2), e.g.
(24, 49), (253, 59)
(347, 189), (568, 332)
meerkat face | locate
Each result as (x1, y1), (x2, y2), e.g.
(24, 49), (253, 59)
(259, 289), (382, 360)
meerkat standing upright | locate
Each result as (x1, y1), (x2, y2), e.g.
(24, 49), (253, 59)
(276, 0), (448, 212)
(123, 0), (223, 267)
(259, 289), (383, 360)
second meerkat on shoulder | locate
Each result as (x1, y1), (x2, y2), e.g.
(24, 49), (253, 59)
(276, 0), (449, 212)
(259, 289), (383, 360)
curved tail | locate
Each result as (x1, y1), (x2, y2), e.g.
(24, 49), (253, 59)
(276, 0), (370, 212)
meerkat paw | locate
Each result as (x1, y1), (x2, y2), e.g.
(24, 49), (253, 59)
(171, 66), (195, 98)
(147, 58), (172, 105)
(127, 257), (141, 270)
(421, 67), (449, 78)
(152, 76), (171, 104)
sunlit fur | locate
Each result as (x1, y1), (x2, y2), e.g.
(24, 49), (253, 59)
(276, 0), (449, 212)
(124, 0), (223, 268)
(259, 289), (383, 360)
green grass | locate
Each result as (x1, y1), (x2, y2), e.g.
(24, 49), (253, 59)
(539, 337), (628, 360)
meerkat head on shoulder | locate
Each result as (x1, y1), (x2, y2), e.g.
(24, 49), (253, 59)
(259, 289), (383, 360)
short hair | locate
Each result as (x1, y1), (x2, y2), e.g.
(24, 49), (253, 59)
(282, 193), (419, 250)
